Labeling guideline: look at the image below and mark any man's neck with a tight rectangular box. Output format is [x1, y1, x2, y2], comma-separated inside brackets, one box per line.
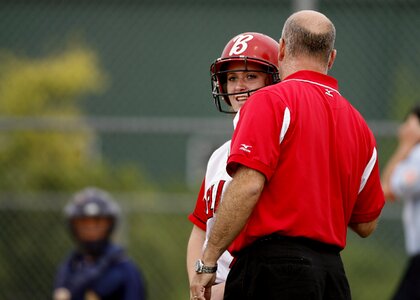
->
[280, 57, 328, 80]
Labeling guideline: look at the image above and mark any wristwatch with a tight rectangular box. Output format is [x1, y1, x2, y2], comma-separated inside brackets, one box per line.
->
[195, 259, 217, 274]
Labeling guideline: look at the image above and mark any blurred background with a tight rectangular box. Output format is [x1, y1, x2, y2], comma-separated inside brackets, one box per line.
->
[0, 0, 419, 299]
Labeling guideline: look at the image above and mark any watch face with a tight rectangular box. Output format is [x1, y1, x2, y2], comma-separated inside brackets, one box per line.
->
[195, 259, 203, 273]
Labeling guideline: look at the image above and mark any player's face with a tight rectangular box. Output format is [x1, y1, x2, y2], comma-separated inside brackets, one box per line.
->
[226, 61, 269, 112]
[72, 217, 112, 242]
[398, 113, 420, 143]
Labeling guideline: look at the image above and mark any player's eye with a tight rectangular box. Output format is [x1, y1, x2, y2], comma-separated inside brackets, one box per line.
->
[246, 73, 258, 80]
[227, 74, 237, 81]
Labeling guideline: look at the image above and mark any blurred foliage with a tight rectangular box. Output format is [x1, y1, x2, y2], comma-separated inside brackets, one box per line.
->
[129, 212, 191, 300]
[0, 45, 106, 115]
[389, 64, 420, 121]
[0, 44, 155, 192]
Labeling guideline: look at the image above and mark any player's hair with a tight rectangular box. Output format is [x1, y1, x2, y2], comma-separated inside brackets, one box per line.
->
[282, 16, 335, 64]
[409, 104, 420, 121]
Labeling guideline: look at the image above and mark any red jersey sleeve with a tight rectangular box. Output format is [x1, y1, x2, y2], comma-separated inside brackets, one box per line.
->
[188, 178, 207, 231]
[227, 90, 285, 180]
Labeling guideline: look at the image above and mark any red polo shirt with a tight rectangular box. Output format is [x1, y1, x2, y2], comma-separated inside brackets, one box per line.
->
[226, 70, 385, 254]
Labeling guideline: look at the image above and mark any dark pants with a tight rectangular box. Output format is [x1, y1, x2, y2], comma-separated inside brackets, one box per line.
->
[392, 253, 420, 300]
[224, 235, 351, 300]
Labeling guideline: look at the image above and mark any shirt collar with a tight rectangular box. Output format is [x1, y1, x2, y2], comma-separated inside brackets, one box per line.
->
[282, 70, 339, 91]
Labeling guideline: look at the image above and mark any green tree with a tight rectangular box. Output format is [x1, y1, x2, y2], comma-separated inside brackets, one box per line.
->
[0, 45, 153, 192]
[0, 44, 156, 299]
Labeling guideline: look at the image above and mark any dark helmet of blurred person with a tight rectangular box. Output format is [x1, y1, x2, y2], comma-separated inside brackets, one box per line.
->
[64, 187, 121, 257]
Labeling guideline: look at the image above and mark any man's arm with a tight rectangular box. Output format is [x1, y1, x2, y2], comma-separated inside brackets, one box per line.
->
[190, 165, 265, 299]
[202, 165, 265, 266]
[349, 218, 378, 238]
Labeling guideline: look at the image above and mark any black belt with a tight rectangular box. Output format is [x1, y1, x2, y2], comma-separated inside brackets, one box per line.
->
[254, 233, 342, 254]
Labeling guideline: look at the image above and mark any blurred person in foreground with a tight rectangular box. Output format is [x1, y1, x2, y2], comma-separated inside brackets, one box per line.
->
[190, 9, 385, 300]
[186, 32, 280, 300]
[381, 105, 420, 300]
[53, 187, 146, 300]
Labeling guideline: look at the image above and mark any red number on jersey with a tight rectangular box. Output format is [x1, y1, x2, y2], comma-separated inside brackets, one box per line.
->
[204, 180, 226, 219]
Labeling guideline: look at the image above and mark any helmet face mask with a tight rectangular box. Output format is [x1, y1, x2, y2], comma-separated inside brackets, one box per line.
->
[71, 216, 113, 243]
[210, 33, 280, 113]
[64, 187, 120, 256]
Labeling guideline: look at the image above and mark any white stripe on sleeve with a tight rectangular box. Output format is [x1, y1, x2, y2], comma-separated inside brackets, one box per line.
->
[279, 107, 291, 144]
[359, 147, 377, 193]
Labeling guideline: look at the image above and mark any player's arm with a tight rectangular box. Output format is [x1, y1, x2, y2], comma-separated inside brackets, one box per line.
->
[381, 114, 420, 200]
[349, 218, 378, 238]
[187, 179, 208, 283]
[210, 282, 225, 300]
[187, 225, 227, 300]
[187, 225, 206, 283]
[381, 144, 413, 201]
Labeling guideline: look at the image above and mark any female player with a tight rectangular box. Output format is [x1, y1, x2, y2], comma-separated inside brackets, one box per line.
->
[186, 32, 280, 300]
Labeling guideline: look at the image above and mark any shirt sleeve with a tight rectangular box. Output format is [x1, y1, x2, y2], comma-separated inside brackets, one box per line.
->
[227, 91, 284, 180]
[350, 133, 385, 223]
[188, 178, 207, 231]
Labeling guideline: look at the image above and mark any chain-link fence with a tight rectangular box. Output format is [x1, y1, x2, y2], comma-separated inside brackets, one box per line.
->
[0, 193, 408, 300]
[1, 0, 420, 299]
[0, 193, 194, 300]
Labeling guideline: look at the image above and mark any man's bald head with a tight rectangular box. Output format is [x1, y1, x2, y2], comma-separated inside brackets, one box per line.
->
[281, 10, 336, 64]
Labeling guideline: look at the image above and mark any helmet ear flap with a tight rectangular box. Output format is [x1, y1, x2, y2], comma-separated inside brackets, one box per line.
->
[216, 71, 232, 106]
[211, 61, 235, 114]
[211, 65, 234, 113]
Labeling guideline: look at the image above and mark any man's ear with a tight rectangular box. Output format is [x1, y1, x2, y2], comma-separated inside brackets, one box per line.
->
[278, 38, 286, 64]
[327, 49, 337, 70]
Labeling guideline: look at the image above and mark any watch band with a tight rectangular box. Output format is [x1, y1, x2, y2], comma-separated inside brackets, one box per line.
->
[195, 259, 217, 274]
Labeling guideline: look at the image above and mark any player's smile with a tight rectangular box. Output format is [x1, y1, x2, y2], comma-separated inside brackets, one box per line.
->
[235, 95, 248, 102]
[226, 61, 269, 112]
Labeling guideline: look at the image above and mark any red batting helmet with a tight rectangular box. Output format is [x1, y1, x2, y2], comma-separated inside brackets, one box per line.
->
[210, 32, 280, 113]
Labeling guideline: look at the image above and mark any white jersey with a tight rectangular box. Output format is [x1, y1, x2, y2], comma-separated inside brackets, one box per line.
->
[202, 140, 234, 283]
[391, 144, 420, 255]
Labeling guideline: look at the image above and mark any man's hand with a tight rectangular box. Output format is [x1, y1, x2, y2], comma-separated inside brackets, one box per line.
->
[190, 273, 216, 300]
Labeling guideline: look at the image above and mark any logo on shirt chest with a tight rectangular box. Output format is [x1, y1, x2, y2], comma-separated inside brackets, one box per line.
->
[325, 89, 334, 97]
[204, 180, 226, 219]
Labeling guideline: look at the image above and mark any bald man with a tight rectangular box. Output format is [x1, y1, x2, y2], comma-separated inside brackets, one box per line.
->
[190, 10, 385, 300]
